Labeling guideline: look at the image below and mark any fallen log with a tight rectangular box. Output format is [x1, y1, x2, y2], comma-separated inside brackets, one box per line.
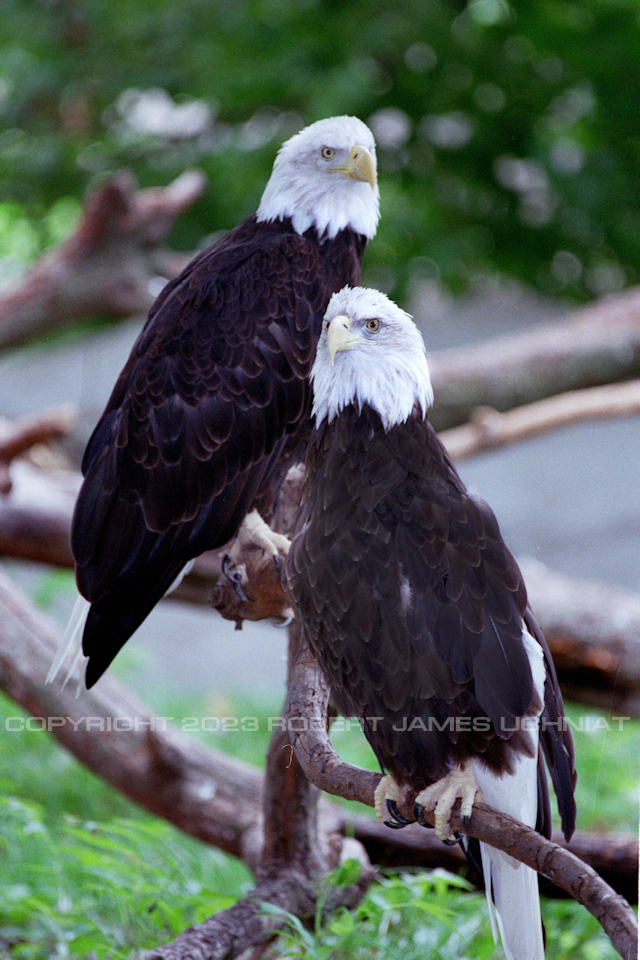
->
[427, 285, 640, 429]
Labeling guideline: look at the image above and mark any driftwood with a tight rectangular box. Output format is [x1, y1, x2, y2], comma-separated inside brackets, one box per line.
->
[285, 621, 639, 960]
[428, 285, 640, 429]
[0, 569, 637, 956]
[0, 169, 207, 351]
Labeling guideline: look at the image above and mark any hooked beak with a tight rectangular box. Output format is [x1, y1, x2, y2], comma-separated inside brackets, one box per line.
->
[333, 144, 377, 189]
[326, 314, 361, 364]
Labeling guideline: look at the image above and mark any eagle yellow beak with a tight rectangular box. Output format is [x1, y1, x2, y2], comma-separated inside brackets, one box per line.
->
[334, 145, 377, 189]
[326, 314, 361, 364]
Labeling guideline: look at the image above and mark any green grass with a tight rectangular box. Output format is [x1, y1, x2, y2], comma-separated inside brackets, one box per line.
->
[0, 688, 637, 959]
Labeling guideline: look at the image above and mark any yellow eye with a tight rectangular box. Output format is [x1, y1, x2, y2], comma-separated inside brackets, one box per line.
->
[321, 146, 336, 160]
[365, 318, 380, 333]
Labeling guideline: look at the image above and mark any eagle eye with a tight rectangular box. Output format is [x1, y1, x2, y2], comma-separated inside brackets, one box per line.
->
[321, 146, 336, 160]
[365, 318, 380, 333]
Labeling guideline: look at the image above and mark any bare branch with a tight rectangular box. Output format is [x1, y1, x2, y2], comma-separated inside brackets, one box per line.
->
[427, 285, 640, 428]
[349, 813, 640, 906]
[0, 406, 77, 494]
[0, 169, 207, 351]
[143, 863, 373, 960]
[0, 569, 636, 957]
[440, 380, 640, 461]
[285, 625, 639, 960]
[0, 566, 264, 867]
[1, 568, 631, 893]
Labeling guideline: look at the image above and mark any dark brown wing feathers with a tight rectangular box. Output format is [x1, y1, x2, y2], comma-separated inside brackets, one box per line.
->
[72, 215, 366, 685]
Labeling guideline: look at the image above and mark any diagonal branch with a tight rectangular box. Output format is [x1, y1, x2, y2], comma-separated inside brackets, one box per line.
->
[427, 285, 640, 429]
[439, 379, 640, 460]
[284, 624, 639, 960]
[0, 169, 207, 351]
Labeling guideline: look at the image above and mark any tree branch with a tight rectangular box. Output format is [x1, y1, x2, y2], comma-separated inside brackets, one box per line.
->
[0, 569, 636, 957]
[2, 418, 640, 714]
[0, 169, 207, 351]
[440, 379, 640, 460]
[428, 286, 640, 429]
[284, 625, 638, 960]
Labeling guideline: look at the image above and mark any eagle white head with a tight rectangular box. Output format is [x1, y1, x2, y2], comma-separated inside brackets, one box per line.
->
[257, 116, 380, 241]
[312, 286, 434, 430]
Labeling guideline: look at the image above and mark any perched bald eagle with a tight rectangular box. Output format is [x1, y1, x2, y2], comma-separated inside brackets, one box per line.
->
[49, 116, 379, 689]
[285, 287, 576, 960]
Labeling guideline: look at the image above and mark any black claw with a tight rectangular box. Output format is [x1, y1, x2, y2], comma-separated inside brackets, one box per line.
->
[462, 814, 470, 831]
[383, 818, 409, 830]
[386, 799, 412, 826]
[221, 554, 250, 601]
[413, 802, 432, 829]
[233, 579, 250, 602]
[442, 833, 462, 847]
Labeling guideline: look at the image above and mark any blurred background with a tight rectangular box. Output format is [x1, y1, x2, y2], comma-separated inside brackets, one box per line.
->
[2, 0, 639, 301]
[1, 0, 639, 694]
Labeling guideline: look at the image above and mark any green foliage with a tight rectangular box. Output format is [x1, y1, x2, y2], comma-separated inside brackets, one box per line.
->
[1, 690, 638, 958]
[262, 867, 618, 960]
[2, 0, 639, 300]
[0, 795, 250, 959]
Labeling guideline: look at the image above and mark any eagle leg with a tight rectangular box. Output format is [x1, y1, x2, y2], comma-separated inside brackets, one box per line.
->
[414, 762, 482, 842]
[374, 775, 414, 829]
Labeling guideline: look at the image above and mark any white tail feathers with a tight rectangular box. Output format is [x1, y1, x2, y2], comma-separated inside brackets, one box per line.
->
[46, 594, 90, 695]
[472, 627, 547, 960]
[473, 756, 544, 960]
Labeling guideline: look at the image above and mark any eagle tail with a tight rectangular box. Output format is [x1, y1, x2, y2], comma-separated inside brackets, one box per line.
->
[471, 626, 546, 960]
[473, 803, 544, 960]
[46, 594, 90, 694]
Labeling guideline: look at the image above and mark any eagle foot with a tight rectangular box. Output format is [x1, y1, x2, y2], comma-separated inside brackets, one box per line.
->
[213, 510, 292, 625]
[413, 762, 481, 842]
[235, 509, 291, 566]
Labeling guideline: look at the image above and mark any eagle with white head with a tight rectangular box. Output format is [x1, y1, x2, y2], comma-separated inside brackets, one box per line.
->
[49, 117, 379, 689]
[286, 286, 576, 960]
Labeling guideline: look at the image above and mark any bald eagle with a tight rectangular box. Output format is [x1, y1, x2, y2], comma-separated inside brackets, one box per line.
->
[285, 287, 576, 960]
[49, 117, 379, 689]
